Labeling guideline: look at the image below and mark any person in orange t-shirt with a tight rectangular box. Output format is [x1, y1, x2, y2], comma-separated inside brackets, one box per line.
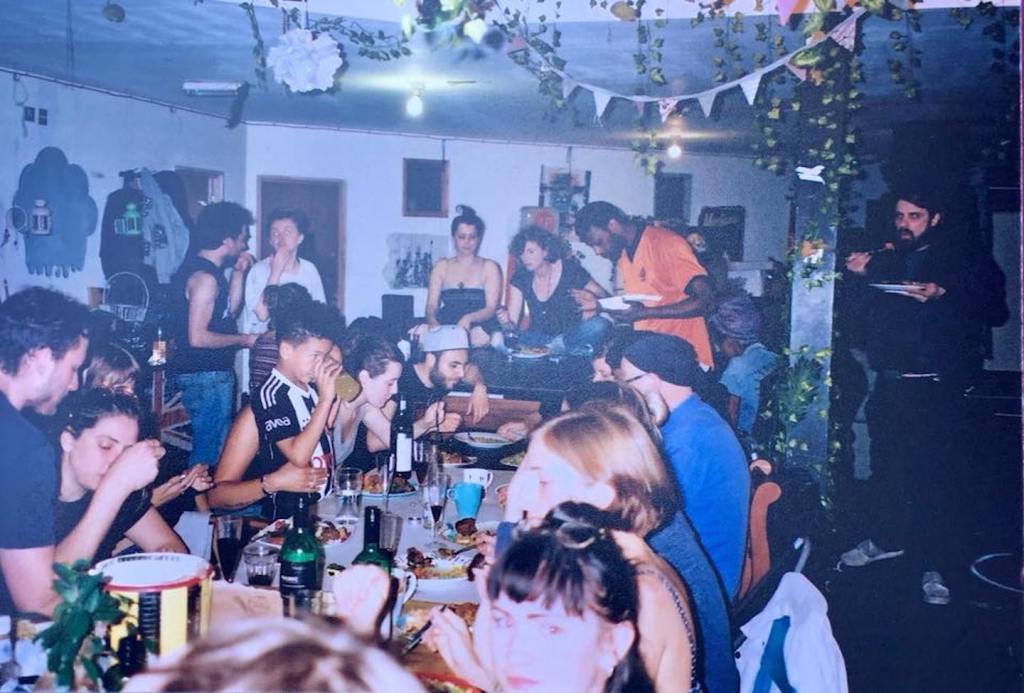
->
[572, 201, 715, 368]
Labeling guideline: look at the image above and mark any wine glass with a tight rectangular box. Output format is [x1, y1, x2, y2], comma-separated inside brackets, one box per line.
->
[421, 468, 451, 545]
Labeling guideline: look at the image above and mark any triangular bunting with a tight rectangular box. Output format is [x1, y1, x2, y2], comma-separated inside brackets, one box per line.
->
[740, 74, 762, 105]
[697, 91, 717, 117]
[592, 89, 614, 122]
[658, 98, 680, 122]
[562, 78, 578, 101]
[830, 13, 858, 51]
[635, 100, 647, 116]
[786, 62, 808, 82]
[777, 0, 811, 25]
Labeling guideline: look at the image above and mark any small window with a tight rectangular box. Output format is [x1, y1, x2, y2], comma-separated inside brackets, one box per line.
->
[403, 158, 448, 217]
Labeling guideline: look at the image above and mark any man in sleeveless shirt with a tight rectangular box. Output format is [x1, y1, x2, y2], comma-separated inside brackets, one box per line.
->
[170, 202, 258, 469]
[573, 201, 716, 370]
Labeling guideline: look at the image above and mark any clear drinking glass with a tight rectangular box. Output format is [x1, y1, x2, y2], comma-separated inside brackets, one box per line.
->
[334, 467, 363, 525]
[242, 543, 279, 587]
[422, 468, 451, 543]
[380, 512, 404, 556]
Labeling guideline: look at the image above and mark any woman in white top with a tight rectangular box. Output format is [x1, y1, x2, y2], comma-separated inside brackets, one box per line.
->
[240, 209, 326, 392]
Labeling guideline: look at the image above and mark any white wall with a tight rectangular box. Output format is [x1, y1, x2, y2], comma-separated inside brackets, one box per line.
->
[245, 125, 792, 319]
[660, 155, 791, 261]
[0, 74, 246, 304]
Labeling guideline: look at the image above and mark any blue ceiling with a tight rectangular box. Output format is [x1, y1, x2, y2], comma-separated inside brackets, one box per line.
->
[0, 0, 1017, 155]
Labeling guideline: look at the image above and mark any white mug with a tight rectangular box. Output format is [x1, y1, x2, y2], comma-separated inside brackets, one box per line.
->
[462, 468, 494, 489]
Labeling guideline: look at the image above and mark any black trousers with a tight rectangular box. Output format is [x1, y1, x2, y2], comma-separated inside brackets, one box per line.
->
[865, 375, 968, 572]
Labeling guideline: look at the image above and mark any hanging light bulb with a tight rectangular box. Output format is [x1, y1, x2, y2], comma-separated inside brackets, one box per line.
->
[405, 90, 424, 118]
[666, 142, 683, 159]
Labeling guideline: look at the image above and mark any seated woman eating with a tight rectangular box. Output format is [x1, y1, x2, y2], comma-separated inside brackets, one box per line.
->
[56, 389, 185, 561]
[430, 502, 654, 693]
[423, 205, 503, 347]
[429, 407, 698, 691]
[498, 226, 610, 355]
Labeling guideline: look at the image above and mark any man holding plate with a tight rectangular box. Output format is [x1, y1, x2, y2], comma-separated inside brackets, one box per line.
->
[844, 184, 1008, 605]
[573, 201, 716, 370]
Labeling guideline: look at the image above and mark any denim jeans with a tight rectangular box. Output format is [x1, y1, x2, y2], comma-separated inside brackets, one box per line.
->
[176, 370, 234, 469]
[520, 315, 612, 356]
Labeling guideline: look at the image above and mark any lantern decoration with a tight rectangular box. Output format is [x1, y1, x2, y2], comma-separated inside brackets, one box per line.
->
[114, 202, 142, 236]
[29, 199, 52, 235]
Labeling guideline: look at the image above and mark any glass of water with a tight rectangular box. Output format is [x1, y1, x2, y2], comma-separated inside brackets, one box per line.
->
[333, 467, 363, 525]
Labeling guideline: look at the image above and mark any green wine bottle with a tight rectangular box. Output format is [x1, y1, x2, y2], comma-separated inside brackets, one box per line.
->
[352, 506, 392, 573]
[279, 495, 322, 615]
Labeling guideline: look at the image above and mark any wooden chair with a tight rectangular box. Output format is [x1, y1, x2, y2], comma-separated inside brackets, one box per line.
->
[736, 459, 783, 601]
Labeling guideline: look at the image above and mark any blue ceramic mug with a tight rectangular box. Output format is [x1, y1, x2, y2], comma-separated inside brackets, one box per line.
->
[448, 481, 484, 520]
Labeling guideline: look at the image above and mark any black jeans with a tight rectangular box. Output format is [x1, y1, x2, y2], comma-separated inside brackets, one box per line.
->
[865, 375, 967, 572]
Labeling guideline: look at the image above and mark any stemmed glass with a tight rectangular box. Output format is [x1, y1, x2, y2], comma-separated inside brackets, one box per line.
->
[421, 465, 451, 545]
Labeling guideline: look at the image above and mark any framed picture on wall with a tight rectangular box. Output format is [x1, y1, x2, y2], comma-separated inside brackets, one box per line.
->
[403, 158, 449, 217]
[697, 205, 745, 261]
[538, 166, 591, 237]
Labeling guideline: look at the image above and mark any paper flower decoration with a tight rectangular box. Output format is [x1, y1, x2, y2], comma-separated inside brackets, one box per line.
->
[266, 28, 344, 93]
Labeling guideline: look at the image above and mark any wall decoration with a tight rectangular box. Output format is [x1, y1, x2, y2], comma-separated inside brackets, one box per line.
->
[384, 233, 445, 289]
[519, 206, 560, 234]
[697, 205, 746, 262]
[403, 158, 449, 218]
[538, 166, 591, 237]
[13, 147, 98, 277]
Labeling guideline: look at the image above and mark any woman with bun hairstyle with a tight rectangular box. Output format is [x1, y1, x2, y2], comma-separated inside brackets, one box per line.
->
[423, 205, 503, 347]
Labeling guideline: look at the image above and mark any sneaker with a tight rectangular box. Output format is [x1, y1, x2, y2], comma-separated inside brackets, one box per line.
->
[922, 570, 951, 605]
[837, 539, 905, 570]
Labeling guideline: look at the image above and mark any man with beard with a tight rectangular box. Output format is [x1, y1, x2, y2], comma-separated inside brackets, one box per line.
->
[400, 325, 489, 437]
[844, 187, 1008, 605]
[572, 202, 715, 369]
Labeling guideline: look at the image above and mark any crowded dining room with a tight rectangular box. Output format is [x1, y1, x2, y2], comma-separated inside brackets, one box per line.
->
[0, 0, 1020, 690]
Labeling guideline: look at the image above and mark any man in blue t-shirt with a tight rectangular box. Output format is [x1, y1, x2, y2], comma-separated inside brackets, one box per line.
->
[621, 332, 750, 598]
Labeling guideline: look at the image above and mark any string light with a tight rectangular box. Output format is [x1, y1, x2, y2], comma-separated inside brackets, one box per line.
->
[666, 142, 682, 159]
[405, 89, 424, 117]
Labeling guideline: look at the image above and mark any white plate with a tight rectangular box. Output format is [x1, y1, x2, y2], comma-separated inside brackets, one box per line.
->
[598, 293, 661, 311]
[869, 282, 925, 293]
[455, 432, 511, 449]
[509, 348, 550, 359]
[249, 518, 352, 548]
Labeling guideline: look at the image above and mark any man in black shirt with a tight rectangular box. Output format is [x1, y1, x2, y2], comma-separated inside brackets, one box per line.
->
[170, 202, 258, 469]
[845, 186, 1009, 604]
[0, 288, 159, 617]
[401, 325, 488, 437]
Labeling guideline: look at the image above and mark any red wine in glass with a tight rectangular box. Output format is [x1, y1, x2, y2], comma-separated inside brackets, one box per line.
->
[248, 573, 274, 587]
[430, 504, 444, 523]
[217, 537, 241, 582]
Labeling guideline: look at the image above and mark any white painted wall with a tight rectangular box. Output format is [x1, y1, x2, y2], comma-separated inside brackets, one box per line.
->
[0, 74, 246, 304]
[245, 124, 793, 319]
[660, 155, 792, 262]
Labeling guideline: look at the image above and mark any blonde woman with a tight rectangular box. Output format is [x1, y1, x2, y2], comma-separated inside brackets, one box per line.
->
[430, 407, 698, 692]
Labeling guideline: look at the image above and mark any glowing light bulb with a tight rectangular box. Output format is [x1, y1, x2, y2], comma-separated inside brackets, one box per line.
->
[666, 142, 683, 159]
[405, 92, 424, 117]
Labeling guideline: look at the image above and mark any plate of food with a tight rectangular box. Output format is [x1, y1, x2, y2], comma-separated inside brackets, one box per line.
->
[455, 431, 511, 450]
[416, 672, 483, 693]
[510, 345, 550, 359]
[499, 450, 525, 468]
[400, 547, 470, 582]
[249, 517, 351, 548]
[447, 518, 499, 546]
[439, 450, 471, 467]
[362, 470, 418, 499]
[400, 602, 480, 640]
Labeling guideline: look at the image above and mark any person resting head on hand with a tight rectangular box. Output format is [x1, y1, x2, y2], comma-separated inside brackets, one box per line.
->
[427, 502, 654, 693]
[56, 389, 180, 560]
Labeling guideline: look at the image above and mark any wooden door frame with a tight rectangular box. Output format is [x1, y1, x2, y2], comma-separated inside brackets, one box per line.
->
[256, 175, 347, 314]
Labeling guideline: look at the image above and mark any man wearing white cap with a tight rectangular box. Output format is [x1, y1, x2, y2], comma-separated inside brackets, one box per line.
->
[401, 325, 490, 436]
